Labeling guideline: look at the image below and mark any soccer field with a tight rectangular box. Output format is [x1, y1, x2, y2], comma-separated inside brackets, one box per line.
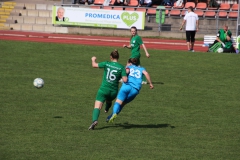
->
[0, 40, 239, 159]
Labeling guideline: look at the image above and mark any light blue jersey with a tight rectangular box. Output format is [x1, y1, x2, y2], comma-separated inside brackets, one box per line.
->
[125, 65, 146, 91]
[107, 65, 147, 118]
[116, 65, 145, 104]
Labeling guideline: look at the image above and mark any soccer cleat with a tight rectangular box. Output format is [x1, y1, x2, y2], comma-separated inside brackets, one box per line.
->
[88, 121, 98, 130]
[142, 81, 147, 84]
[109, 114, 117, 123]
[106, 114, 112, 123]
[188, 49, 195, 52]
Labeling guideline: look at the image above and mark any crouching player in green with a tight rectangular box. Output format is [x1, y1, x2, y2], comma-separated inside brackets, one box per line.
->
[107, 58, 154, 123]
[88, 49, 128, 130]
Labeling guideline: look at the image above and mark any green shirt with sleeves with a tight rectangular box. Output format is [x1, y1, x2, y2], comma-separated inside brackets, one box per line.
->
[130, 35, 143, 59]
[98, 61, 126, 91]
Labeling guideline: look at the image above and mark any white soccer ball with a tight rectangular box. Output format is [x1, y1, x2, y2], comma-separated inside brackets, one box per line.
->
[33, 78, 44, 89]
[217, 48, 223, 53]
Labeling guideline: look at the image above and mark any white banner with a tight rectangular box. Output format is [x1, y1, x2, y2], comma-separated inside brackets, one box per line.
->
[52, 6, 145, 30]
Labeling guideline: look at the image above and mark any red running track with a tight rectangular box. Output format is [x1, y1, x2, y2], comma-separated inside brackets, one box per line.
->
[0, 30, 207, 52]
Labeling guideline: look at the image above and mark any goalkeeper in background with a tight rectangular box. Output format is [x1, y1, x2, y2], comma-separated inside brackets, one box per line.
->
[208, 25, 236, 53]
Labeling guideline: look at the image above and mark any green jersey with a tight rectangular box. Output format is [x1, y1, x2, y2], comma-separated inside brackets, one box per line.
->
[98, 61, 126, 91]
[218, 29, 232, 43]
[130, 35, 143, 58]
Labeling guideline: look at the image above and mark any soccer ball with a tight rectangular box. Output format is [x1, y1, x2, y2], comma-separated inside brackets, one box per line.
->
[217, 48, 223, 53]
[33, 78, 44, 89]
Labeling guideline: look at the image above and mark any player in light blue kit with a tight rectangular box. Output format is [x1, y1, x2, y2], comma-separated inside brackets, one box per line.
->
[107, 58, 154, 122]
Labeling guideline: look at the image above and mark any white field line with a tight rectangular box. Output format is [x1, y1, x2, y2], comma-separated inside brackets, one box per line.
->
[28, 35, 45, 38]
[0, 33, 202, 46]
[48, 36, 128, 42]
[48, 36, 202, 46]
[0, 33, 26, 37]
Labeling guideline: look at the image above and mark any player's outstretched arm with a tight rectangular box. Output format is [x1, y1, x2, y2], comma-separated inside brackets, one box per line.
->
[123, 44, 131, 49]
[142, 44, 150, 58]
[91, 56, 99, 68]
[143, 70, 154, 89]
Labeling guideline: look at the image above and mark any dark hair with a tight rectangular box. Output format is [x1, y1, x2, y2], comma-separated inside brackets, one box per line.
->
[128, 58, 138, 65]
[188, 6, 194, 12]
[131, 26, 137, 31]
[110, 49, 119, 59]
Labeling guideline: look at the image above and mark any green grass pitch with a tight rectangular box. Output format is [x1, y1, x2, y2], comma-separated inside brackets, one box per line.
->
[0, 40, 240, 160]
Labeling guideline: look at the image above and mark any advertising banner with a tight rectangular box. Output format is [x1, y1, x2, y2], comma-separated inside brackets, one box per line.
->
[52, 6, 145, 30]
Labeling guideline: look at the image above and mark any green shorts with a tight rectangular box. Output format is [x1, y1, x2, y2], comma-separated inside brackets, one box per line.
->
[130, 55, 141, 66]
[95, 87, 118, 103]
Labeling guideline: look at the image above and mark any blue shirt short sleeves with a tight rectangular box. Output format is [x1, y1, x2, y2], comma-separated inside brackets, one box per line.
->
[126, 65, 146, 90]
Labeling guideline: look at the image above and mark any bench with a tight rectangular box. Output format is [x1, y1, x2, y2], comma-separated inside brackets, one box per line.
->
[203, 35, 237, 48]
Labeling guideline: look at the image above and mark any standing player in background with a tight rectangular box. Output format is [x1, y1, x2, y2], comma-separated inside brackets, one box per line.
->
[123, 26, 150, 84]
[107, 58, 154, 123]
[88, 50, 128, 130]
[180, 6, 199, 52]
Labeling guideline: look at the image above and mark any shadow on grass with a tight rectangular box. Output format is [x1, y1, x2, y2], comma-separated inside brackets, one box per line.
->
[147, 82, 164, 85]
[97, 122, 175, 130]
[53, 116, 63, 118]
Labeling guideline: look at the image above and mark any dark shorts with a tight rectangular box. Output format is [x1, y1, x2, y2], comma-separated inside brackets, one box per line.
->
[186, 31, 196, 42]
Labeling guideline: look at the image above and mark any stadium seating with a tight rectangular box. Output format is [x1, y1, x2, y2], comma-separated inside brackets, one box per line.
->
[164, 5, 172, 9]
[147, 8, 157, 15]
[195, 2, 207, 10]
[184, 2, 195, 9]
[180, 2, 193, 17]
[109, 0, 115, 5]
[125, 7, 135, 11]
[218, 3, 230, 11]
[128, 0, 139, 7]
[103, 6, 113, 10]
[228, 4, 238, 19]
[150, 5, 158, 8]
[172, 2, 184, 9]
[204, 11, 216, 18]
[181, 10, 188, 16]
[169, 9, 181, 17]
[194, 10, 204, 17]
[90, 5, 101, 9]
[165, 9, 169, 16]
[113, 7, 124, 10]
[218, 11, 228, 18]
[207, 3, 218, 11]
[231, 4, 238, 11]
[228, 11, 237, 18]
[136, 8, 147, 12]
[94, 0, 105, 5]
[217, 3, 230, 19]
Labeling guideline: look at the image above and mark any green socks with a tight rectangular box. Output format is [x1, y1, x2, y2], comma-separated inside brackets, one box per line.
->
[92, 108, 100, 122]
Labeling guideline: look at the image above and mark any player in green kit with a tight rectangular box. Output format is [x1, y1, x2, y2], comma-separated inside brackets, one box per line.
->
[123, 26, 150, 84]
[88, 49, 128, 130]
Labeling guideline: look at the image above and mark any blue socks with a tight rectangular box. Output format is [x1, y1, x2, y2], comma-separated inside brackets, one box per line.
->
[113, 102, 121, 114]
